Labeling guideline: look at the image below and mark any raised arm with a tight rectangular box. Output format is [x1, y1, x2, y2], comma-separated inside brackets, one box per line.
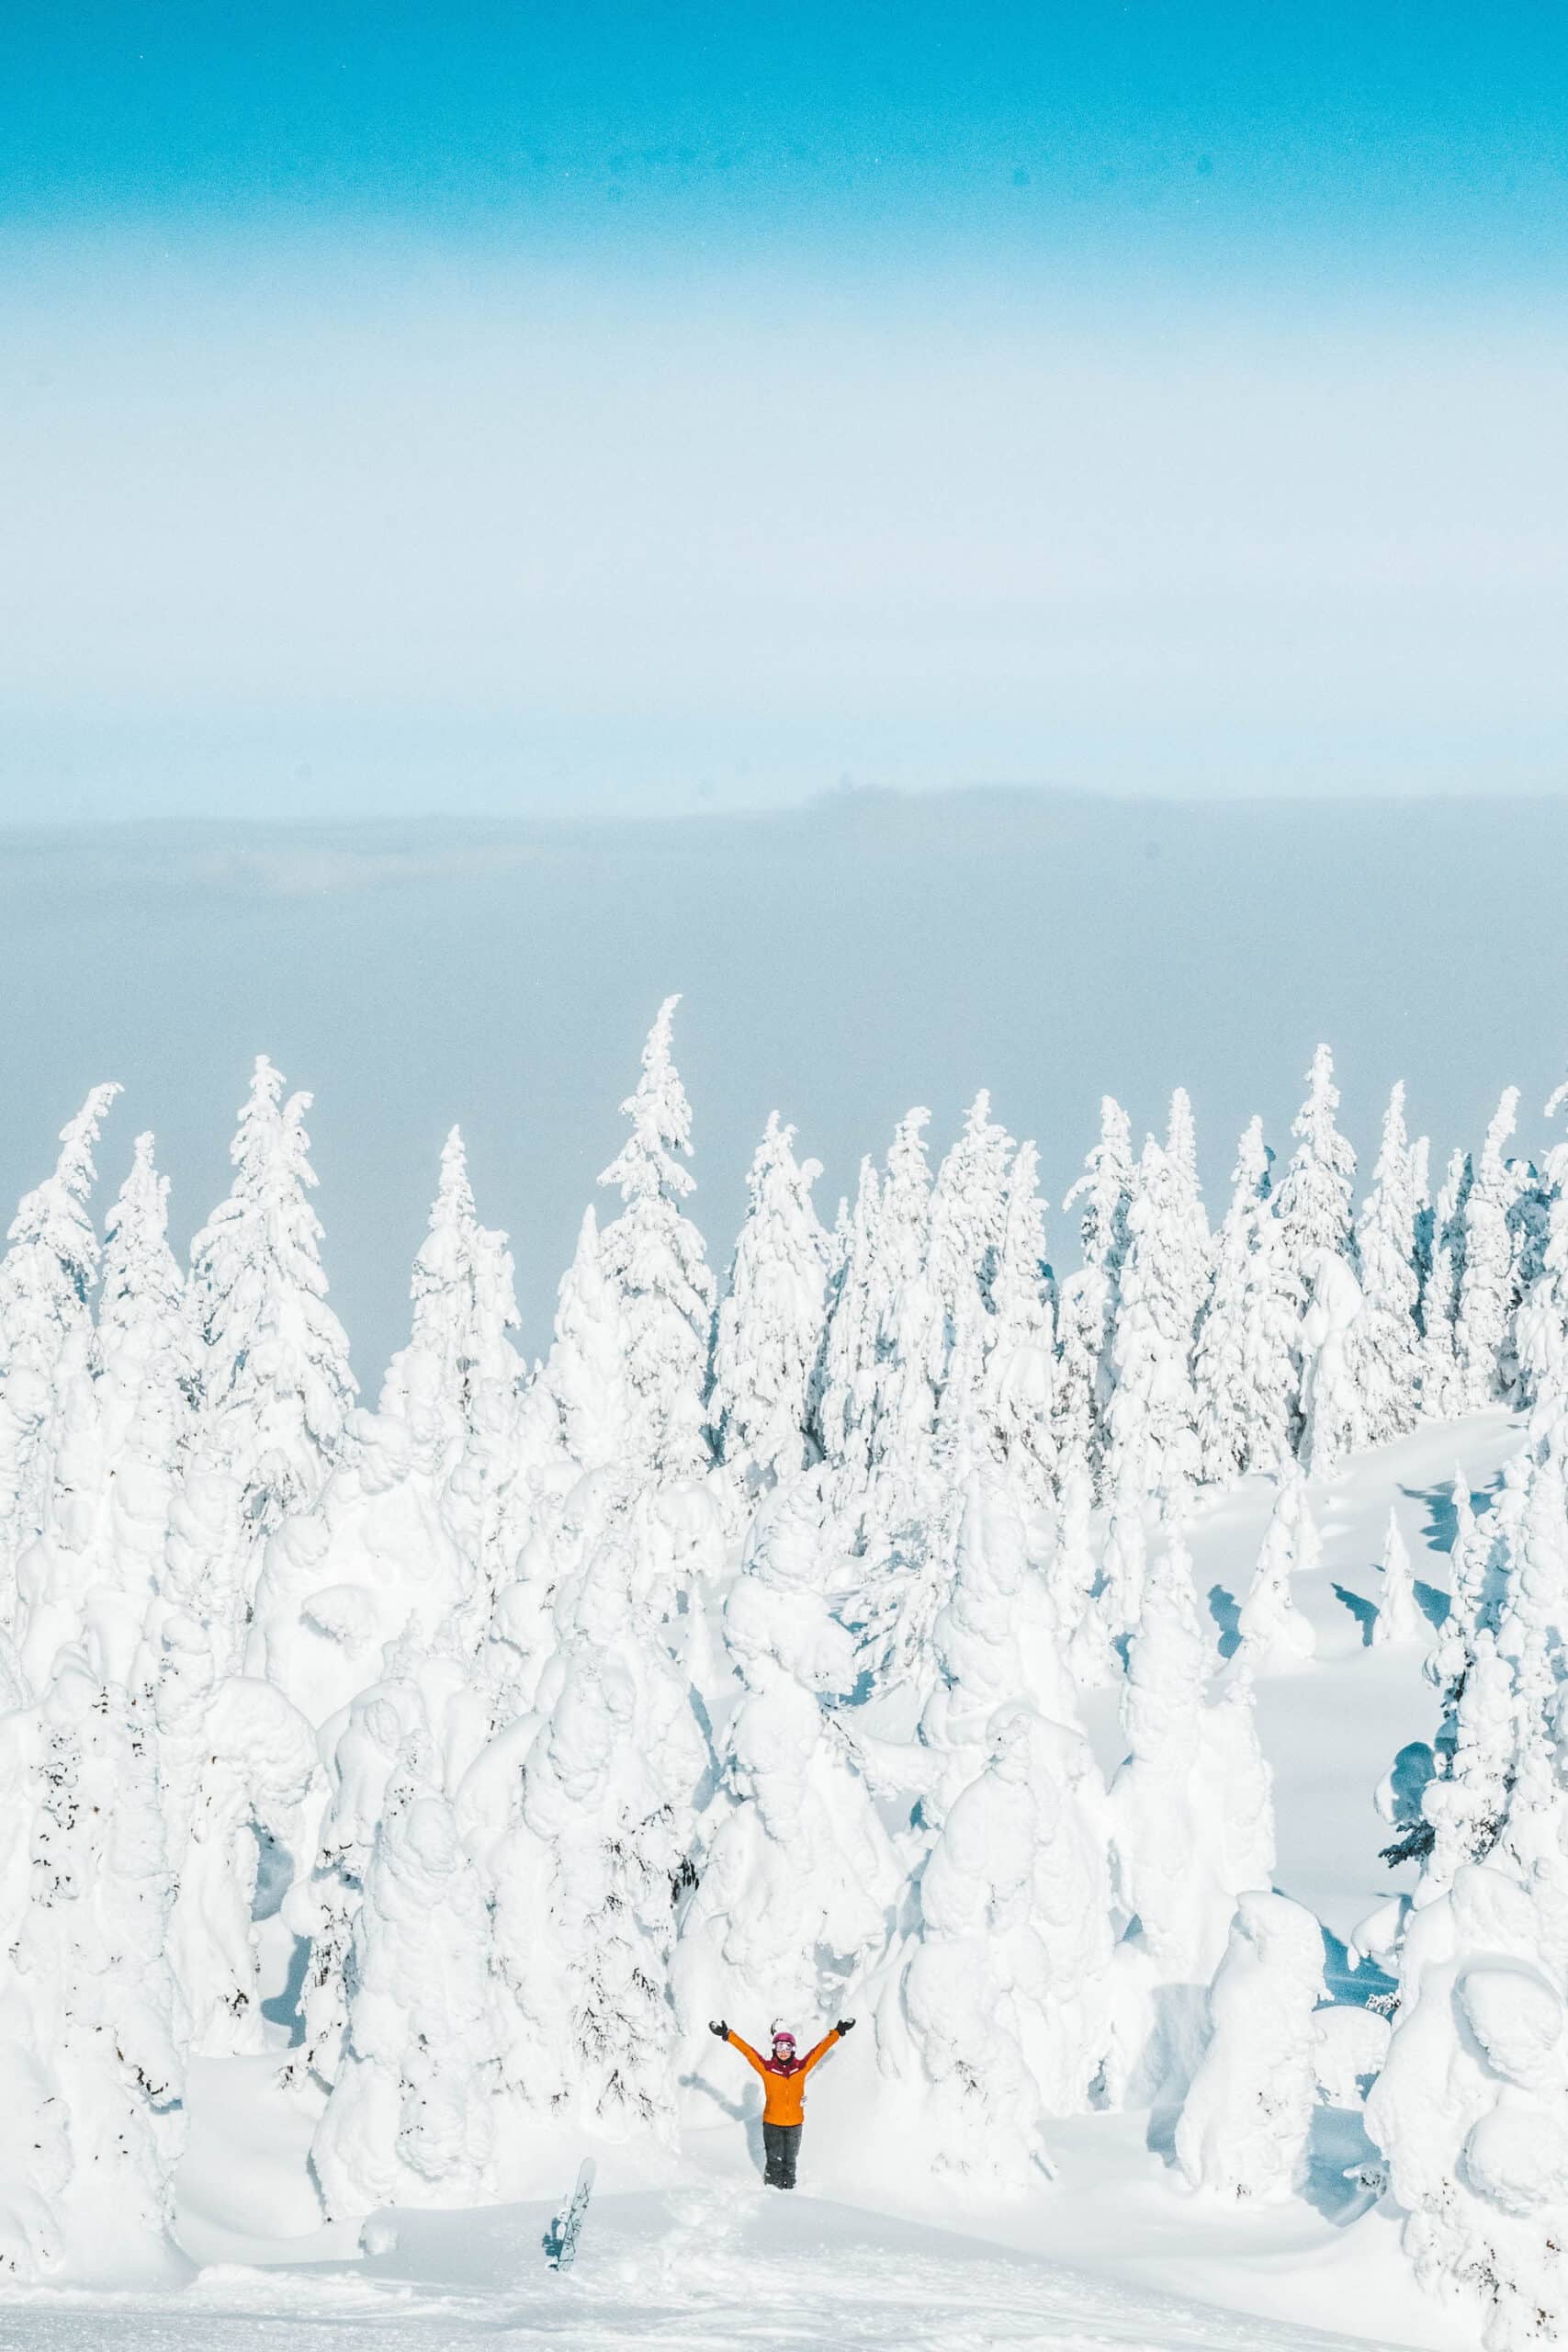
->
[799, 2029, 842, 2076]
[723, 2031, 770, 2078]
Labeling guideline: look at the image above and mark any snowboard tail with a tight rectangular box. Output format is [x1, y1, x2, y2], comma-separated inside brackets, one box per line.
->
[547, 2158, 596, 2271]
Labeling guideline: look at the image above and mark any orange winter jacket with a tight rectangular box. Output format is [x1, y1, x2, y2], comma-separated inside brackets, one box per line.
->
[725, 2030, 840, 2125]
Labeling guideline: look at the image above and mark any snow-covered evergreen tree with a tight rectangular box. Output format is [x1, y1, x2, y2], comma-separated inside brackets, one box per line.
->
[0, 1649, 185, 2278]
[595, 998, 716, 1488]
[814, 1159, 882, 1486]
[1175, 1890, 1323, 2201]
[0, 1084, 121, 1631]
[1372, 1509, 1426, 1647]
[1421, 1148, 1473, 1420]
[490, 1510, 709, 2136]
[1237, 1473, 1318, 1670]
[916, 1474, 1076, 1819]
[540, 1205, 630, 1477]
[1517, 1078, 1568, 1430]
[1059, 1097, 1135, 1481]
[1297, 1248, 1367, 1477]
[1348, 1083, 1423, 1442]
[1109, 1535, 1275, 1988]
[710, 1114, 829, 1518]
[188, 1057, 356, 1516]
[312, 1745, 502, 2218]
[979, 1140, 1057, 1514]
[1274, 1045, 1356, 1282]
[1193, 1118, 1299, 1485]
[1105, 1136, 1203, 1503]
[899, 1702, 1112, 2177]
[1369, 1756, 1568, 2351]
[675, 1475, 899, 2073]
[1457, 1089, 1524, 1409]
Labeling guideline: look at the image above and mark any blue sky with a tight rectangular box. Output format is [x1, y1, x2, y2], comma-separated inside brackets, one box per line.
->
[6, 3, 1567, 817]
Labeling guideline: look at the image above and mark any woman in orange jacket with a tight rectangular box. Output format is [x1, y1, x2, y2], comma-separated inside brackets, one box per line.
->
[709, 2015, 855, 2188]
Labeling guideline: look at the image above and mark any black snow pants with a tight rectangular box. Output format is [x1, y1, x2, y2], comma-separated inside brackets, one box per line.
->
[762, 2121, 801, 2188]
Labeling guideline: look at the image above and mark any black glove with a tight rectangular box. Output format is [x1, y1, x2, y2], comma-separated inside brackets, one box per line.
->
[834, 2018, 856, 2034]
[709, 2019, 728, 2040]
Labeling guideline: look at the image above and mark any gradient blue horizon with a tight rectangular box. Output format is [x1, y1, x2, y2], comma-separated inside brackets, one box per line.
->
[7, 2, 1568, 819]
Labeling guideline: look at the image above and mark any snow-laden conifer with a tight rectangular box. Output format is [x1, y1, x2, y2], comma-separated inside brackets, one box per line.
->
[1457, 1089, 1524, 1409]
[1109, 1535, 1275, 1987]
[1274, 1045, 1356, 1281]
[815, 1159, 882, 1485]
[1175, 1890, 1324, 2201]
[899, 1702, 1112, 2177]
[379, 1130, 532, 1598]
[541, 1205, 630, 1476]
[1237, 1473, 1318, 1670]
[675, 1474, 899, 2071]
[1371, 1861, 1568, 2347]
[916, 1474, 1075, 1822]
[489, 1510, 709, 2136]
[312, 1744, 502, 2218]
[187, 1057, 356, 1523]
[1517, 1078, 1568, 1431]
[152, 1633, 321, 2055]
[1348, 1084, 1424, 1442]
[980, 1140, 1057, 1514]
[863, 1107, 940, 1508]
[0, 1085, 120, 1628]
[1372, 1509, 1425, 1647]
[1193, 1118, 1299, 1485]
[595, 998, 716, 1487]
[0, 1649, 185, 2278]
[1297, 1248, 1368, 1477]
[1059, 1097, 1135, 1476]
[1421, 1148, 1472, 1420]
[710, 1114, 829, 1518]
[1105, 1136, 1201, 1501]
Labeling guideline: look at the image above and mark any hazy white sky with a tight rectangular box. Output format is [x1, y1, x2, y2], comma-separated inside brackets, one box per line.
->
[7, 239, 1566, 817]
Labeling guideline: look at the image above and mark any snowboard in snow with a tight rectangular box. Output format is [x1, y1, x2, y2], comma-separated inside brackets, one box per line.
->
[547, 2157, 596, 2270]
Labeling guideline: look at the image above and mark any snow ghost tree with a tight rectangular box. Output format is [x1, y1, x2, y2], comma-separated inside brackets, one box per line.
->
[1274, 1045, 1356, 1287]
[1194, 1118, 1299, 1485]
[1058, 1097, 1135, 1481]
[899, 1702, 1112, 2180]
[182, 1060, 357, 1671]
[676, 1475, 899, 2070]
[710, 1114, 829, 1519]
[1423, 1148, 1474, 1421]
[0, 1649, 186, 2279]
[1237, 1473, 1318, 1671]
[0, 1084, 121, 1633]
[1457, 1090, 1524, 1409]
[1111, 1535, 1274, 1984]
[1298, 1248, 1368, 1477]
[595, 998, 716, 1487]
[815, 1158, 883, 1489]
[1372, 1510, 1426, 1647]
[917, 1473, 1076, 1819]
[491, 1511, 710, 2139]
[980, 1140, 1057, 1515]
[1105, 1136, 1202, 1503]
[1349, 1083, 1424, 1444]
[1175, 1890, 1324, 2202]
[312, 1748, 502, 2219]
[1518, 1077, 1568, 1430]
[541, 1205, 630, 1478]
[1368, 1859, 1568, 2351]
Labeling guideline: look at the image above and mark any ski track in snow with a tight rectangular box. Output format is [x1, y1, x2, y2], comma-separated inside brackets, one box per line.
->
[0, 2188, 1427, 2351]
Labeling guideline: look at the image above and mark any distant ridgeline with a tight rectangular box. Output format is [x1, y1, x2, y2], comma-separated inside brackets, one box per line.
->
[1, 999, 1566, 2342]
